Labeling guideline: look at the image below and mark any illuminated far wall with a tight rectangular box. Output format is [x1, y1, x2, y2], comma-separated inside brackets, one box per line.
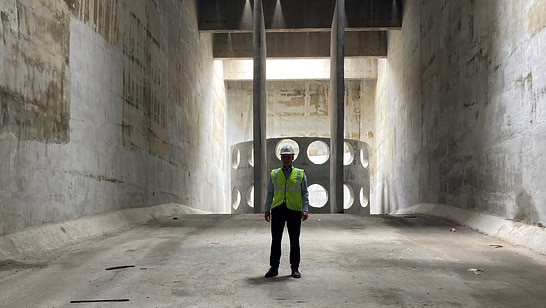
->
[223, 59, 377, 150]
[223, 58, 378, 212]
[226, 79, 375, 142]
[223, 59, 378, 80]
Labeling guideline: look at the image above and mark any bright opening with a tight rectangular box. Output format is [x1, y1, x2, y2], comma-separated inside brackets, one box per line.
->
[275, 139, 299, 161]
[246, 185, 254, 208]
[232, 188, 241, 210]
[343, 142, 354, 165]
[248, 147, 254, 167]
[307, 140, 330, 164]
[344, 184, 354, 209]
[308, 184, 328, 208]
[231, 147, 240, 169]
[359, 187, 369, 208]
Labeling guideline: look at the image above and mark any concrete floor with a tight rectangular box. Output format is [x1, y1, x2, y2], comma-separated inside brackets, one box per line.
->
[1, 214, 545, 308]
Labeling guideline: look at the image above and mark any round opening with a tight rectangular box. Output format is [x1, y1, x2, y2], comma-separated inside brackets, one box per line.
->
[343, 142, 354, 165]
[275, 139, 299, 161]
[360, 149, 369, 168]
[231, 147, 240, 169]
[246, 185, 254, 208]
[307, 140, 330, 164]
[359, 187, 369, 208]
[308, 184, 328, 208]
[343, 184, 354, 210]
[248, 147, 254, 167]
[232, 188, 241, 210]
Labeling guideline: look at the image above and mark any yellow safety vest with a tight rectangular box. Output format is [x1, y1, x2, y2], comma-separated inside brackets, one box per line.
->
[270, 167, 304, 211]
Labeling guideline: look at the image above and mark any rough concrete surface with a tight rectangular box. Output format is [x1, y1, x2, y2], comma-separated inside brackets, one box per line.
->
[375, 0, 546, 226]
[392, 203, 546, 255]
[1, 0, 228, 237]
[1, 213, 545, 308]
[0, 204, 209, 262]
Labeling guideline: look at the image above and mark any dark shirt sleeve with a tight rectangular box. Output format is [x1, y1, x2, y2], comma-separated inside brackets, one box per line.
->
[264, 176, 274, 212]
[302, 173, 309, 212]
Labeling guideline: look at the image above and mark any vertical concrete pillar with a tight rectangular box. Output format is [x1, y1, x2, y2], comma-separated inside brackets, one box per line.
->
[253, 0, 267, 213]
[329, 0, 345, 213]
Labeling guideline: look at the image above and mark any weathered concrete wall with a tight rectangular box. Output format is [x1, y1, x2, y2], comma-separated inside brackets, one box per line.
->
[226, 79, 373, 143]
[0, 0, 70, 142]
[376, 0, 546, 226]
[0, 0, 228, 235]
[374, 0, 421, 214]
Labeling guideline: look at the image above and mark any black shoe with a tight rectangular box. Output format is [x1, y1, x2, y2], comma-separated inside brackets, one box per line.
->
[265, 268, 278, 278]
[291, 270, 301, 278]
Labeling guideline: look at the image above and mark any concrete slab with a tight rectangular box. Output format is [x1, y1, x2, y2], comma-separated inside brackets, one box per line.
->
[1, 213, 545, 307]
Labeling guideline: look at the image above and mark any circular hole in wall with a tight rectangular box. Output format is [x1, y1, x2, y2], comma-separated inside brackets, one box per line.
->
[275, 139, 299, 161]
[307, 140, 330, 164]
[359, 187, 369, 208]
[308, 184, 328, 208]
[231, 147, 240, 169]
[232, 188, 241, 210]
[360, 149, 369, 168]
[344, 184, 354, 210]
[246, 185, 254, 208]
[248, 147, 254, 167]
[343, 142, 354, 165]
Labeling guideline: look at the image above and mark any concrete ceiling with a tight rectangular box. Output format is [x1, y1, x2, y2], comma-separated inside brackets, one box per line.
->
[197, 0, 403, 59]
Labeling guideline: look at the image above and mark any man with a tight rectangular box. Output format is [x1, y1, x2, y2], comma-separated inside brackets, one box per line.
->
[264, 144, 309, 278]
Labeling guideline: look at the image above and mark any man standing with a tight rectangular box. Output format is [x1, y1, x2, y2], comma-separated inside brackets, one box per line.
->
[264, 145, 309, 278]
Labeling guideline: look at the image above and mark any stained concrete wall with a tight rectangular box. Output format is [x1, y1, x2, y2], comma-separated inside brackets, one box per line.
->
[226, 79, 374, 143]
[376, 0, 546, 226]
[0, 0, 228, 236]
[227, 80, 372, 139]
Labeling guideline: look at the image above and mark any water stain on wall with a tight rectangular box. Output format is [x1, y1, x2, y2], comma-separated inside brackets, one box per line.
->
[118, 1, 167, 156]
[515, 189, 540, 224]
[0, 0, 70, 143]
[73, 0, 168, 155]
[73, 0, 118, 44]
[226, 79, 367, 139]
[528, 1, 546, 35]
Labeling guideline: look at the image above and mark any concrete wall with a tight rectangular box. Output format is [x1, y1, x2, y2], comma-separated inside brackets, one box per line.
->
[226, 79, 374, 143]
[226, 78, 376, 211]
[0, 0, 228, 236]
[376, 0, 546, 226]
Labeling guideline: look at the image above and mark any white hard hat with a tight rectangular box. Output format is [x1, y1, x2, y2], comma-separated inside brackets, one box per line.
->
[280, 145, 295, 155]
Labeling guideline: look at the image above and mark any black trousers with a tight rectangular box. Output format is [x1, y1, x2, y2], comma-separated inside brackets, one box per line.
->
[270, 203, 302, 270]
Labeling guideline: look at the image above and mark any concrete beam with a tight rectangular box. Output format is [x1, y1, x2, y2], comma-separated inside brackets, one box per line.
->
[198, 0, 403, 32]
[213, 31, 386, 58]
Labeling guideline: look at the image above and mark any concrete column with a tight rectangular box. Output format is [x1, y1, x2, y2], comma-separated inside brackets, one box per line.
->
[330, 0, 345, 213]
[253, 0, 267, 213]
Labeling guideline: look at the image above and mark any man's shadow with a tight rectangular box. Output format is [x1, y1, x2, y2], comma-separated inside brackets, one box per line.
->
[246, 275, 293, 285]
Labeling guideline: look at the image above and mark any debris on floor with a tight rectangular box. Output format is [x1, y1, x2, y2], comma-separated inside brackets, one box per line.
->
[468, 268, 484, 275]
[489, 244, 503, 248]
[449, 228, 457, 232]
[70, 299, 130, 303]
[105, 265, 135, 271]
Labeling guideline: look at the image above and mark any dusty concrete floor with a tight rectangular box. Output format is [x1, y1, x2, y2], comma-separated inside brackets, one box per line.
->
[1, 214, 545, 308]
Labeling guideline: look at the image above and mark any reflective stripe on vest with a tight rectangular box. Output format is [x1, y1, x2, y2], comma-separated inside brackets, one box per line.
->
[270, 167, 304, 212]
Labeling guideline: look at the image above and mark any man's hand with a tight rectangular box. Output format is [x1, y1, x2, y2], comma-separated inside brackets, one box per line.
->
[302, 211, 308, 221]
[264, 211, 271, 222]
